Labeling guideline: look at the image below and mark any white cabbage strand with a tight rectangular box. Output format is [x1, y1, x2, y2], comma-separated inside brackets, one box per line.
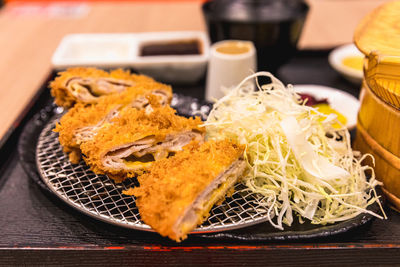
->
[204, 72, 385, 230]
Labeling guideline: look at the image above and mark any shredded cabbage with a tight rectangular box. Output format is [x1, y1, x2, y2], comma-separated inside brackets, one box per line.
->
[204, 72, 385, 229]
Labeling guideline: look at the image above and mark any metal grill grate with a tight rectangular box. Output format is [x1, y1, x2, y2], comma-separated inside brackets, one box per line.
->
[36, 118, 271, 233]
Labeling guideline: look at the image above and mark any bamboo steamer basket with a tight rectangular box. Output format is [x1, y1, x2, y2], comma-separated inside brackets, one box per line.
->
[358, 79, 400, 156]
[353, 0, 400, 210]
[354, 1, 400, 108]
[355, 82, 400, 210]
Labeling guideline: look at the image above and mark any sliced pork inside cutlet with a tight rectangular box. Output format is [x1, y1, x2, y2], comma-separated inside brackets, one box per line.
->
[102, 130, 204, 171]
[54, 82, 173, 163]
[172, 158, 246, 238]
[80, 105, 205, 182]
[50, 67, 161, 108]
[73, 106, 120, 145]
[124, 140, 246, 242]
[64, 76, 133, 103]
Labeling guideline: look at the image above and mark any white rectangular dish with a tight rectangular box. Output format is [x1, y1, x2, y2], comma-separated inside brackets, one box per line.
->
[51, 34, 137, 68]
[51, 31, 210, 83]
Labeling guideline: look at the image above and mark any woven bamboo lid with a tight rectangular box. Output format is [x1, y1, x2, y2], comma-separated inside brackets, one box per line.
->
[354, 0, 400, 110]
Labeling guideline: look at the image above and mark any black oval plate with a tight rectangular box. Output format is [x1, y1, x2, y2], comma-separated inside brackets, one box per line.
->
[18, 94, 381, 242]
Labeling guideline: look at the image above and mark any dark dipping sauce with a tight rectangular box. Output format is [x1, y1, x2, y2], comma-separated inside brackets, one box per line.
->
[140, 39, 201, 56]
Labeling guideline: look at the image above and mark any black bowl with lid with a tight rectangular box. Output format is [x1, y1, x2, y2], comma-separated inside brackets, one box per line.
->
[202, 0, 309, 73]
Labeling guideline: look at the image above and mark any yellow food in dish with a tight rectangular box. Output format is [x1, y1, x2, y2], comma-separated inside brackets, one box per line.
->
[342, 55, 363, 71]
[313, 103, 347, 129]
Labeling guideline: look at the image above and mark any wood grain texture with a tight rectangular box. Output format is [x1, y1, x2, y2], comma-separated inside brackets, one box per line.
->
[1, 248, 400, 266]
[301, 0, 390, 49]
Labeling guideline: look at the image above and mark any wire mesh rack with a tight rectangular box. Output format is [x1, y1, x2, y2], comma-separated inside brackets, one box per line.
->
[36, 117, 272, 233]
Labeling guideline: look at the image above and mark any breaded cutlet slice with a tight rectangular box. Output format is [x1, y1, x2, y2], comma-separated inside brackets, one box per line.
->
[50, 67, 171, 108]
[54, 82, 173, 163]
[124, 140, 246, 242]
[80, 105, 205, 183]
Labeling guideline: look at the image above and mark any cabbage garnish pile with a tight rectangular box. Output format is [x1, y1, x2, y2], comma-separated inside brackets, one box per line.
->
[204, 72, 385, 229]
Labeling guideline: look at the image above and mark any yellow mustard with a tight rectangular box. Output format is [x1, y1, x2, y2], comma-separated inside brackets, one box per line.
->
[342, 56, 363, 71]
[314, 103, 347, 129]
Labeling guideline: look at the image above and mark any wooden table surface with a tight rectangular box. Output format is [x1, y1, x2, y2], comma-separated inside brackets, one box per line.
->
[0, 0, 389, 142]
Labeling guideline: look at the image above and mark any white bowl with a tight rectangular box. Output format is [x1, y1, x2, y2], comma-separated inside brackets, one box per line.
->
[293, 84, 360, 129]
[51, 31, 210, 84]
[328, 44, 364, 85]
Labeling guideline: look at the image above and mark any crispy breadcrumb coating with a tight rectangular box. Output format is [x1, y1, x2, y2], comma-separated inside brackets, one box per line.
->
[80, 105, 205, 182]
[54, 82, 172, 163]
[55, 102, 114, 163]
[50, 67, 158, 108]
[124, 140, 245, 242]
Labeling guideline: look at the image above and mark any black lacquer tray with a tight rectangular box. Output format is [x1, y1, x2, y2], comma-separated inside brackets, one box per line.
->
[4, 53, 400, 265]
[18, 92, 381, 242]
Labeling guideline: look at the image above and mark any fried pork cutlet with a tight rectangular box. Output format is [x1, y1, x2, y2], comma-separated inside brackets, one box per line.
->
[50, 67, 169, 108]
[124, 140, 246, 242]
[80, 105, 205, 183]
[54, 82, 173, 163]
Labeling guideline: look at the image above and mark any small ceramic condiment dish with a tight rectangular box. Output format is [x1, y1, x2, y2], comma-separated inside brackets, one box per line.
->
[51, 34, 136, 68]
[328, 44, 364, 85]
[132, 31, 209, 84]
[293, 84, 360, 129]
